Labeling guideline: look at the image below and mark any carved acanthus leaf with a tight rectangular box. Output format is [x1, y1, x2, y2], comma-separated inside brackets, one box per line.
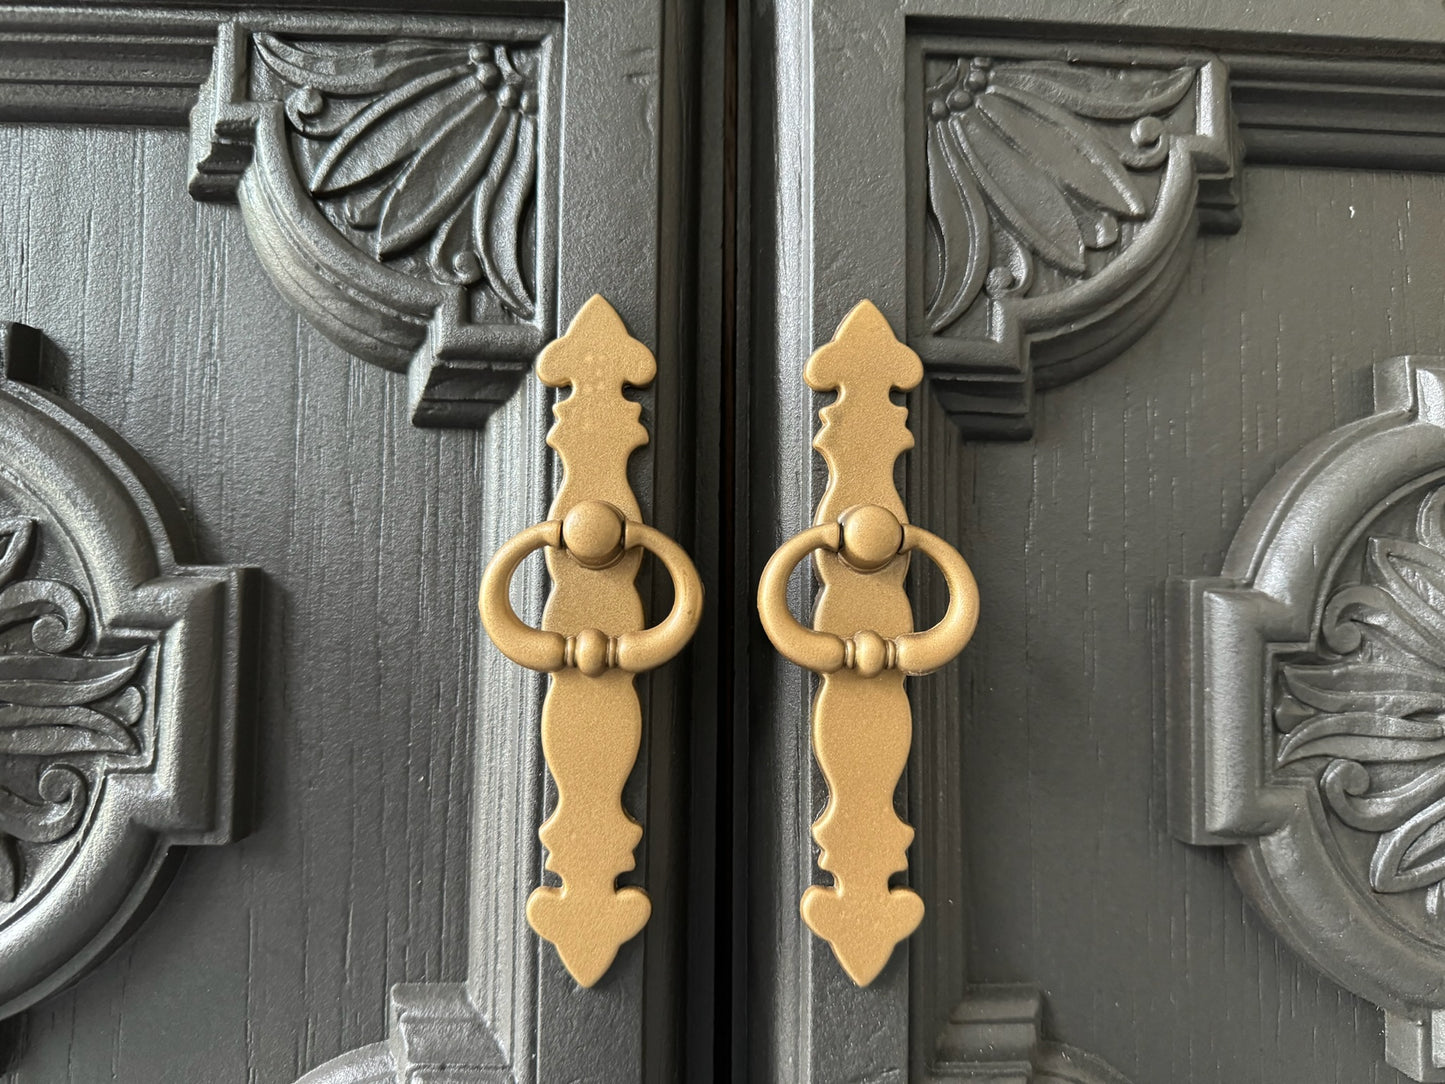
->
[1166, 359, 1445, 1081]
[1275, 487, 1445, 907]
[0, 514, 149, 902]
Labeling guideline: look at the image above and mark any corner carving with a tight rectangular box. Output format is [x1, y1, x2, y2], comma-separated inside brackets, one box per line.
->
[1170, 357, 1445, 1081]
[931, 986, 1129, 1084]
[910, 42, 1239, 437]
[190, 20, 556, 427]
[0, 325, 253, 1024]
[295, 984, 509, 1084]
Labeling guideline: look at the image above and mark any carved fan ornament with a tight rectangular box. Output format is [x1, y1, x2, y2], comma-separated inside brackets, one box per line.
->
[913, 48, 1237, 437]
[190, 22, 555, 425]
[253, 34, 538, 318]
[924, 57, 1194, 330]
[1170, 358, 1445, 1081]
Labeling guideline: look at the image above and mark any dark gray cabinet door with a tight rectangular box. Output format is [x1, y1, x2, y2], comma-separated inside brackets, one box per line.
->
[0, 3, 710, 1082]
[743, 1, 1445, 1083]
[12, 1, 1445, 1082]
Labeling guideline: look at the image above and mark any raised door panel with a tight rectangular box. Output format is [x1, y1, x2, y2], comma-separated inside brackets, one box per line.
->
[746, 0, 1445, 1079]
[0, 2, 708, 1080]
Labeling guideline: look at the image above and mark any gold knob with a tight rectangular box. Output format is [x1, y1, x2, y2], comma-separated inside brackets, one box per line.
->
[757, 504, 979, 678]
[480, 499, 703, 678]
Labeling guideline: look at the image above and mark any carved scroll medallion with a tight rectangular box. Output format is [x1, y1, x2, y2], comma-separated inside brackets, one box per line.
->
[191, 20, 557, 427]
[1170, 357, 1445, 1082]
[0, 327, 251, 1022]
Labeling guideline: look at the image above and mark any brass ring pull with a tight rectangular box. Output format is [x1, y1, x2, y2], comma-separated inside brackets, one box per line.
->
[757, 503, 979, 677]
[480, 499, 703, 677]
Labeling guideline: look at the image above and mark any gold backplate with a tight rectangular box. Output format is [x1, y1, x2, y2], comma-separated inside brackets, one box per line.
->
[802, 300, 926, 985]
[515, 296, 658, 987]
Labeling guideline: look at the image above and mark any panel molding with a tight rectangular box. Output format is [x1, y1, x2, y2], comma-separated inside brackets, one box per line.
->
[0, 9, 213, 126]
[930, 986, 1129, 1084]
[295, 985, 510, 1084]
[0, 324, 253, 1025]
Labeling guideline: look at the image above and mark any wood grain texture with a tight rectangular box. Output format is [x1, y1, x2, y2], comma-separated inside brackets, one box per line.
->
[0, 124, 475, 1083]
[930, 165, 1445, 1084]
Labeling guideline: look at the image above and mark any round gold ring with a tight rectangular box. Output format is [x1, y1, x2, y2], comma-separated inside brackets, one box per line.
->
[756, 504, 978, 678]
[480, 502, 704, 677]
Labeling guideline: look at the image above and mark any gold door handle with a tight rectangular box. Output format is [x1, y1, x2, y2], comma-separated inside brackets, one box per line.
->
[481, 500, 702, 676]
[478, 296, 702, 989]
[757, 504, 978, 677]
[759, 300, 980, 987]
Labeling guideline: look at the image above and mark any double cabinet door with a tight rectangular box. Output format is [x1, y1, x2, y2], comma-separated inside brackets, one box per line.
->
[6, 1, 1445, 1082]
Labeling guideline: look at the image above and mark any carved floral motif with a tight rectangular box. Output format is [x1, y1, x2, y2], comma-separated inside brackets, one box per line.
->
[1276, 486, 1445, 914]
[0, 517, 148, 902]
[253, 33, 539, 319]
[924, 57, 1196, 333]
[1169, 360, 1445, 1079]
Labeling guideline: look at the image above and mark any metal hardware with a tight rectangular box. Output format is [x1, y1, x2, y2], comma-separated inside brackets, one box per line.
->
[757, 504, 977, 678]
[757, 300, 979, 987]
[482, 500, 703, 677]
[479, 295, 703, 988]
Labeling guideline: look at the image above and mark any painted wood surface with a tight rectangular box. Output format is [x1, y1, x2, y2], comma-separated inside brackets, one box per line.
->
[0, 125, 478, 1082]
[10, 17, 1445, 1083]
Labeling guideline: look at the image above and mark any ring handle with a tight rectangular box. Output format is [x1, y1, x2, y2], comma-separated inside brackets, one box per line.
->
[757, 504, 979, 677]
[480, 500, 703, 677]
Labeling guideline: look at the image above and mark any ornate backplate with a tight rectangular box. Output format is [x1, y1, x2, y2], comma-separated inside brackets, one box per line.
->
[0, 326, 252, 1021]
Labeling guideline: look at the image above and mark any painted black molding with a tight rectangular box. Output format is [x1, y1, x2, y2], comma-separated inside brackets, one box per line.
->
[1169, 357, 1445, 1083]
[0, 324, 253, 1023]
[189, 19, 558, 428]
[7, 9, 1445, 164]
[931, 986, 1129, 1084]
[909, 39, 1239, 438]
[0, 13, 212, 126]
[1227, 52, 1445, 173]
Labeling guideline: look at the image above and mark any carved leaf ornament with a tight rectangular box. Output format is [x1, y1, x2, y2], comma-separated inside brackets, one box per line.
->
[1277, 487, 1445, 909]
[254, 33, 539, 318]
[0, 517, 148, 903]
[924, 57, 1195, 332]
